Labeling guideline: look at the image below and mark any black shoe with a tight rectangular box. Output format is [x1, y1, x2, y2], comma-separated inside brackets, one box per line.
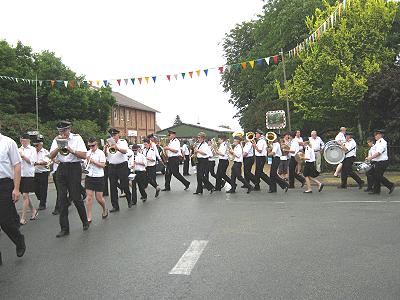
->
[214, 188, 221, 191]
[301, 182, 305, 188]
[193, 192, 203, 195]
[284, 185, 289, 193]
[52, 210, 59, 215]
[16, 236, 26, 258]
[155, 187, 161, 198]
[254, 185, 260, 191]
[221, 180, 226, 188]
[38, 205, 46, 211]
[389, 185, 395, 194]
[210, 188, 215, 194]
[56, 231, 70, 238]
[102, 209, 109, 219]
[364, 188, 373, 192]
[161, 188, 171, 192]
[83, 223, 90, 231]
[268, 190, 276, 193]
[247, 187, 252, 194]
[226, 189, 235, 194]
[132, 201, 137, 205]
[109, 208, 120, 213]
[140, 196, 146, 200]
[128, 201, 133, 208]
[142, 198, 147, 202]
[241, 185, 246, 188]
[318, 183, 324, 192]
[358, 181, 365, 189]
[184, 182, 190, 190]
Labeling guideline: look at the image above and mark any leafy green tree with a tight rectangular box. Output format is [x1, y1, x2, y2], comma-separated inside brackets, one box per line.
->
[173, 115, 183, 126]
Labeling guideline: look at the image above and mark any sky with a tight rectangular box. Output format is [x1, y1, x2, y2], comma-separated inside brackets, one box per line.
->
[0, 0, 265, 131]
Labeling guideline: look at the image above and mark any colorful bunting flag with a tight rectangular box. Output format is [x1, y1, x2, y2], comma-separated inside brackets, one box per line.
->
[196, 70, 201, 77]
[138, 77, 142, 84]
[249, 60, 255, 69]
[103, 80, 108, 86]
[174, 74, 178, 80]
[131, 78, 135, 85]
[50, 80, 55, 88]
[117, 79, 121, 86]
[218, 66, 224, 74]
[167, 75, 171, 81]
[69, 80, 74, 89]
[265, 57, 270, 65]
[145, 77, 149, 84]
[189, 71, 193, 78]
[241, 62, 247, 70]
[124, 79, 129, 85]
[203, 69, 208, 76]
[181, 73, 186, 79]
[152, 76, 156, 83]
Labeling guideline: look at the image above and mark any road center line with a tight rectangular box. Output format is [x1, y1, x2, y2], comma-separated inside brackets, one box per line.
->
[169, 240, 208, 275]
[325, 200, 387, 203]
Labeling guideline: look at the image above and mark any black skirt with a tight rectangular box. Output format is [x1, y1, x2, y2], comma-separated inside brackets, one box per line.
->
[20, 177, 35, 193]
[85, 176, 105, 192]
[303, 162, 319, 178]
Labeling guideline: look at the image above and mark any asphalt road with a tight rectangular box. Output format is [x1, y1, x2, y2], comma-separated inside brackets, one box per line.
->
[1, 172, 399, 300]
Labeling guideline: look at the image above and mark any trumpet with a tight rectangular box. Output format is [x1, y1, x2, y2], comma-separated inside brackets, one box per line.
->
[83, 153, 93, 175]
[56, 137, 69, 156]
[106, 137, 117, 154]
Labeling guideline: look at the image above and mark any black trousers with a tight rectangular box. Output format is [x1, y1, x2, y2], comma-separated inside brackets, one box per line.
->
[183, 155, 190, 175]
[130, 179, 138, 204]
[196, 158, 215, 193]
[0, 179, 25, 249]
[34, 171, 49, 207]
[288, 157, 305, 188]
[109, 162, 131, 209]
[206, 160, 217, 182]
[255, 156, 271, 187]
[366, 168, 374, 190]
[103, 163, 109, 196]
[372, 161, 393, 193]
[243, 157, 257, 185]
[164, 156, 189, 190]
[146, 165, 157, 186]
[52, 171, 61, 212]
[270, 157, 288, 192]
[341, 156, 363, 188]
[216, 159, 232, 190]
[230, 162, 251, 191]
[57, 163, 88, 232]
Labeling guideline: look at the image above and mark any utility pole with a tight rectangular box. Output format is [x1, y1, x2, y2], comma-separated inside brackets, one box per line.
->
[280, 48, 291, 132]
[35, 73, 39, 131]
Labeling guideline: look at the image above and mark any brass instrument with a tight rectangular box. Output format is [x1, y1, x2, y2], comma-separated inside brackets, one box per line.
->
[106, 137, 117, 154]
[245, 132, 256, 143]
[280, 140, 290, 155]
[191, 142, 199, 165]
[266, 132, 277, 142]
[56, 137, 69, 156]
[159, 137, 169, 164]
[83, 152, 93, 175]
[226, 141, 235, 161]
[232, 130, 244, 138]
[295, 152, 305, 163]
[211, 138, 219, 151]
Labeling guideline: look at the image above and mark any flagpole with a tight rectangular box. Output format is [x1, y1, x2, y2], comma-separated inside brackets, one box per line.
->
[280, 48, 291, 132]
[35, 73, 39, 131]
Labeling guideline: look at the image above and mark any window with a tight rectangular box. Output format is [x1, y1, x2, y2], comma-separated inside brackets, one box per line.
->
[126, 110, 130, 122]
[120, 108, 124, 121]
[113, 108, 117, 120]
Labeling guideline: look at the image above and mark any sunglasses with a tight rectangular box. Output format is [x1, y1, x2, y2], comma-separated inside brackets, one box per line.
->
[88, 144, 96, 147]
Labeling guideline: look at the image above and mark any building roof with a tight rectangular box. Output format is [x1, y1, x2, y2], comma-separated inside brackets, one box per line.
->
[112, 91, 160, 113]
[156, 123, 234, 138]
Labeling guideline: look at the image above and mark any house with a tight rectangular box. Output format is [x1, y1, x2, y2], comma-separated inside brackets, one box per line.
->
[109, 91, 160, 143]
[156, 123, 234, 139]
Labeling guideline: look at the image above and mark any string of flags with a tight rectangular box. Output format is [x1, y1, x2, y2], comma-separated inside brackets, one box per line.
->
[0, 1, 350, 89]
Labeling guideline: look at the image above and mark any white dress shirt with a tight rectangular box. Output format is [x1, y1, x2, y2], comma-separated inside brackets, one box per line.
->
[289, 140, 300, 158]
[368, 144, 376, 157]
[50, 133, 87, 163]
[305, 146, 316, 162]
[208, 146, 217, 161]
[196, 142, 209, 159]
[271, 142, 282, 157]
[309, 136, 325, 152]
[167, 138, 181, 158]
[20, 145, 37, 177]
[243, 141, 254, 158]
[86, 148, 106, 177]
[0, 133, 22, 179]
[218, 142, 229, 160]
[344, 139, 357, 158]
[293, 137, 303, 151]
[335, 132, 346, 143]
[144, 148, 156, 167]
[151, 142, 161, 160]
[35, 147, 50, 173]
[372, 138, 388, 161]
[106, 138, 128, 164]
[130, 152, 147, 171]
[182, 144, 190, 156]
[233, 144, 243, 163]
[255, 138, 267, 157]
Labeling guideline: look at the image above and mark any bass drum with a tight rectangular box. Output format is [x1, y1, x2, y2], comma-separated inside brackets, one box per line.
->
[323, 140, 345, 165]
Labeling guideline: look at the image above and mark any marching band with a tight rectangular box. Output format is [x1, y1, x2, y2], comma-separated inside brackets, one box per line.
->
[0, 121, 396, 261]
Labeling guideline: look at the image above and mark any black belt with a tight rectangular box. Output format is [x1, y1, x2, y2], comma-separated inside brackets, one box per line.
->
[0, 178, 12, 183]
[109, 162, 128, 168]
[59, 162, 81, 165]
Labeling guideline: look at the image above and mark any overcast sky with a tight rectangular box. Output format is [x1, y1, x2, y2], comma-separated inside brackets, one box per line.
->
[0, 0, 265, 130]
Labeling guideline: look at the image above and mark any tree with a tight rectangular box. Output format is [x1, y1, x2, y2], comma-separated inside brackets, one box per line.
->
[173, 115, 183, 126]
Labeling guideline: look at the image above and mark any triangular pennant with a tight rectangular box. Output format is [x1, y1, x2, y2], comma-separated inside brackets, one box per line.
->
[89, 80, 93, 86]
[181, 73, 186, 79]
[83, 80, 87, 86]
[77, 81, 81, 87]
[189, 71, 193, 78]
[174, 74, 178, 80]
[138, 77, 142, 84]
[117, 79, 121, 86]
[323, 21, 327, 32]
[196, 70, 201, 77]
[265, 57, 270, 65]
[241, 62, 247, 70]
[15, 78, 19, 83]
[131, 78, 135, 85]
[249, 60, 255, 69]
[56, 80, 62, 89]
[203, 69, 208, 76]
[152, 76, 156, 83]
[257, 58, 263, 65]
[273, 55, 279, 64]
[103, 80, 108, 86]
[39, 80, 43, 86]
[69, 80, 75, 89]
[225, 65, 232, 72]
[218, 66, 224, 73]
[124, 79, 129, 85]
[96, 80, 100, 86]
[166, 75, 171, 81]
[145, 77, 149, 84]
[51, 80, 55, 88]
[64, 80, 68, 88]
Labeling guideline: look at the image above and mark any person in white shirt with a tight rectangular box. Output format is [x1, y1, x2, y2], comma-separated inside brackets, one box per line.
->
[288, 132, 305, 188]
[0, 132, 26, 259]
[162, 130, 190, 191]
[252, 129, 272, 191]
[293, 130, 304, 174]
[49, 121, 89, 237]
[364, 137, 376, 192]
[278, 133, 290, 181]
[309, 131, 325, 173]
[226, 135, 252, 194]
[214, 135, 232, 191]
[193, 132, 215, 195]
[143, 139, 161, 199]
[18, 133, 38, 225]
[339, 132, 364, 189]
[105, 128, 132, 212]
[269, 134, 289, 193]
[33, 135, 50, 211]
[181, 140, 190, 176]
[207, 139, 218, 181]
[84, 137, 108, 223]
[301, 138, 324, 193]
[333, 127, 347, 177]
[366, 129, 394, 194]
[243, 134, 257, 187]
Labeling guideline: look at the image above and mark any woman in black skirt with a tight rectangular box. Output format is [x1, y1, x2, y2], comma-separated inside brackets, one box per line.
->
[84, 137, 108, 223]
[302, 139, 324, 193]
[19, 133, 39, 225]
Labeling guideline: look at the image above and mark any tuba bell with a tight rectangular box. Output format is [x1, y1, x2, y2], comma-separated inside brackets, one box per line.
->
[245, 132, 255, 143]
[56, 137, 69, 156]
[266, 132, 277, 142]
[232, 130, 244, 138]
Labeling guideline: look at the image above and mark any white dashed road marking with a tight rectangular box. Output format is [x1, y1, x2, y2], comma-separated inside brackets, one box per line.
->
[169, 240, 208, 275]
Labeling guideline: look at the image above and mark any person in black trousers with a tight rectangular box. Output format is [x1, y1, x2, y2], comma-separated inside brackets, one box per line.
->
[364, 137, 376, 192]
[182, 140, 190, 176]
[242, 135, 257, 187]
[193, 133, 215, 195]
[33, 135, 50, 210]
[0, 132, 26, 261]
[253, 129, 271, 191]
[215, 135, 232, 191]
[49, 121, 89, 237]
[269, 136, 289, 193]
[288, 132, 305, 188]
[206, 139, 218, 181]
